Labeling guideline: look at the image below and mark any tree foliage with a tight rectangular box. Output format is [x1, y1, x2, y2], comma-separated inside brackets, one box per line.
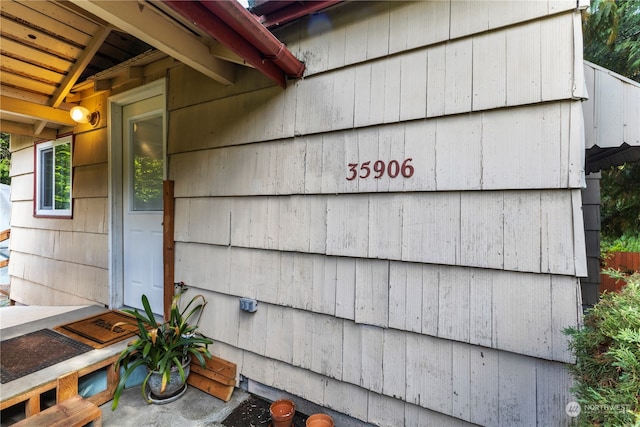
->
[601, 163, 640, 239]
[565, 271, 640, 427]
[0, 132, 9, 186]
[583, 0, 640, 83]
[583, 1, 640, 242]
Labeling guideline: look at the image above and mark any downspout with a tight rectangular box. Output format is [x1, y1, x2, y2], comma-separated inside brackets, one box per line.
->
[163, 0, 304, 87]
[199, 1, 305, 79]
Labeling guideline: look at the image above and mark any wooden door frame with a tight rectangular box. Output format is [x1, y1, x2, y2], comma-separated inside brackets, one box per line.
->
[107, 79, 170, 317]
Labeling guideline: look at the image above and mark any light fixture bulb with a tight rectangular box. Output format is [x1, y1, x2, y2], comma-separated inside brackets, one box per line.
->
[70, 105, 99, 126]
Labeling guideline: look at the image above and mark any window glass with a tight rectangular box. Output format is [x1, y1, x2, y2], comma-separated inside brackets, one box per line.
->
[35, 136, 72, 217]
[130, 115, 163, 211]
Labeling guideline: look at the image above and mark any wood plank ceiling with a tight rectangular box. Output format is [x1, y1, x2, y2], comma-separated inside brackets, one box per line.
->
[0, 0, 257, 139]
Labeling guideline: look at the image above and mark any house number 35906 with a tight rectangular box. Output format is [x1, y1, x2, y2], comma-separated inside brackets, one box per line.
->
[346, 158, 414, 181]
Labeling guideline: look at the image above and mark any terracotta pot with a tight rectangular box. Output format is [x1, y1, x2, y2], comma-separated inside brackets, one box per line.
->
[306, 413, 334, 427]
[270, 399, 296, 427]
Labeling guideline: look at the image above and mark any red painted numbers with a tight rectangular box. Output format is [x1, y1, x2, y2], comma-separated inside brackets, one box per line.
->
[346, 158, 414, 181]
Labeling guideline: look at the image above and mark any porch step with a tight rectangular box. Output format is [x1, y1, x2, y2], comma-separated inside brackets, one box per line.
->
[12, 394, 101, 427]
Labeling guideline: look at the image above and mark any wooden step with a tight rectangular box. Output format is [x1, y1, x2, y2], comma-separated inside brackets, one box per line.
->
[13, 394, 102, 427]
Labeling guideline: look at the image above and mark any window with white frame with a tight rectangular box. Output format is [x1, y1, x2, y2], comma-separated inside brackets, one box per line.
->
[35, 135, 73, 217]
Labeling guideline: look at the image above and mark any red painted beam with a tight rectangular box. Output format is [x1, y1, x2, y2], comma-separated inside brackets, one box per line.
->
[163, 0, 288, 87]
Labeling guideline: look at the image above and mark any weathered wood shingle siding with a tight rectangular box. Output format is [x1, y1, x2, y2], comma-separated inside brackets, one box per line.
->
[168, 2, 586, 426]
[8, 127, 110, 305]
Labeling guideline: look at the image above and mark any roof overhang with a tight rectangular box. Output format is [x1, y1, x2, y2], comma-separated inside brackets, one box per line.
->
[0, 0, 319, 138]
[583, 61, 640, 173]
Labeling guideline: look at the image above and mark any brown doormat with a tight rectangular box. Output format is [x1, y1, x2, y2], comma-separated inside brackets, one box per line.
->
[54, 310, 139, 349]
[0, 329, 93, 384]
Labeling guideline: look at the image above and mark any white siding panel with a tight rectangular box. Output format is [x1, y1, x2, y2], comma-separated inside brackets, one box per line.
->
[572, 189, 588, 277]
[237, 294, 267, 356]
[382, 328, 406, 400]
[368, 194, 402, 260]
[436, 114, 482, 190]
[321, 131, 350, 194]
[460, 192, 504, 269]
[597, 70, 625, 148]
[330, 67, 355, 131]
[540, 191, 575, 275]
[368, 391, 405, 427]
[444, 40, 473, 115]
[326, 194, 369, 257]
[406, 263, 425, 334]
[361, 325, 384, 393]
[426, 45, 446, 118]
[264, 304, 294, 364]
[312, 254, 336, 316]
[291, 308, 313, 370]
[490, 1, 549, 29]
[365, 2, 390, 60]
[450, 1, 490, 38]
[493, 272, 552, 359]
[403, 120, 436, 191]
[388, 1, 449, 53]
[355, 127, 379, 194]
[276, 140, 306, 194]
[472, 31, 506, 111]
[506, 21, 541, 105]
[303, 135, 323, 193]
[402, 193, 461, 266]
[452, 342, 471, 421]
[8, 174, 32, 201]
[377, 125, 406, 193]
[388, 262, 407, 331]
[503, 192, 542, 273]
[278, 252, 314, 310]
[498, 352, 537, 426]
[536, 359, 576, 427]
[335, 257, 356, 320]
[551, 276, 580, 363]
[406, 334, 452, 415]
[311, 313, 343, 379]
[355, 259, 389, 328]
[353, 63, 374, 128]
[203, 292, 239, 347]
[482, 104, 563, 190]
[323, 378, 369, 422]
[469, 347, 499, 426]
[541, 13, 574, 101]
[625, 79, 640, 144]
[421, 266, 440, 337]
[252, 248, 281, 303]
[342, 320, 362, 385]
[437, 267, 470, 343]
[383, 56, 402, 123]
[295, 74, 333, 136]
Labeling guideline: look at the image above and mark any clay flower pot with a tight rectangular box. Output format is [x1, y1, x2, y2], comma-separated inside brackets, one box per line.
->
[306, 413, 334, 427]
[270, 399, 296, 427]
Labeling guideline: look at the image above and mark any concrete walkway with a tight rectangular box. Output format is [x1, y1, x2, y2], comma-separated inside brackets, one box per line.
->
[100, 384, 251, 427]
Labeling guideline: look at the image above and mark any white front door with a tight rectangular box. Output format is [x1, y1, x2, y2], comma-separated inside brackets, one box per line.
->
[122, 95, 165, 314]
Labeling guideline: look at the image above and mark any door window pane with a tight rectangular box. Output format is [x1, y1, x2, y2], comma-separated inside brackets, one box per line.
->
[131, 115, 163, 211]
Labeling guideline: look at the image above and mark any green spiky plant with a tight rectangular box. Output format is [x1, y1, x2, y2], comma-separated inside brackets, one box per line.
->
[111, 290, 213, 410]
[564, 270, 640, 426]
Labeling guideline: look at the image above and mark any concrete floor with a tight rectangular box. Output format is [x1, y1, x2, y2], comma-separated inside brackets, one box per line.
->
[100, 384, 252, 427]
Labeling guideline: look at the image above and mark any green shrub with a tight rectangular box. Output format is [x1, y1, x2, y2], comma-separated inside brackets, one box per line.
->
[564, 270, 640, 426]
[601, 234, 640, 258]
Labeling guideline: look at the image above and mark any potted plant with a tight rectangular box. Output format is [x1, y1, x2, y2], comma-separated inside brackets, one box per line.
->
[110, 290, 213, 409]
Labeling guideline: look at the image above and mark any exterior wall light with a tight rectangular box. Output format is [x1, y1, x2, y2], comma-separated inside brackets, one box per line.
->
[70, 105, 100, 126]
